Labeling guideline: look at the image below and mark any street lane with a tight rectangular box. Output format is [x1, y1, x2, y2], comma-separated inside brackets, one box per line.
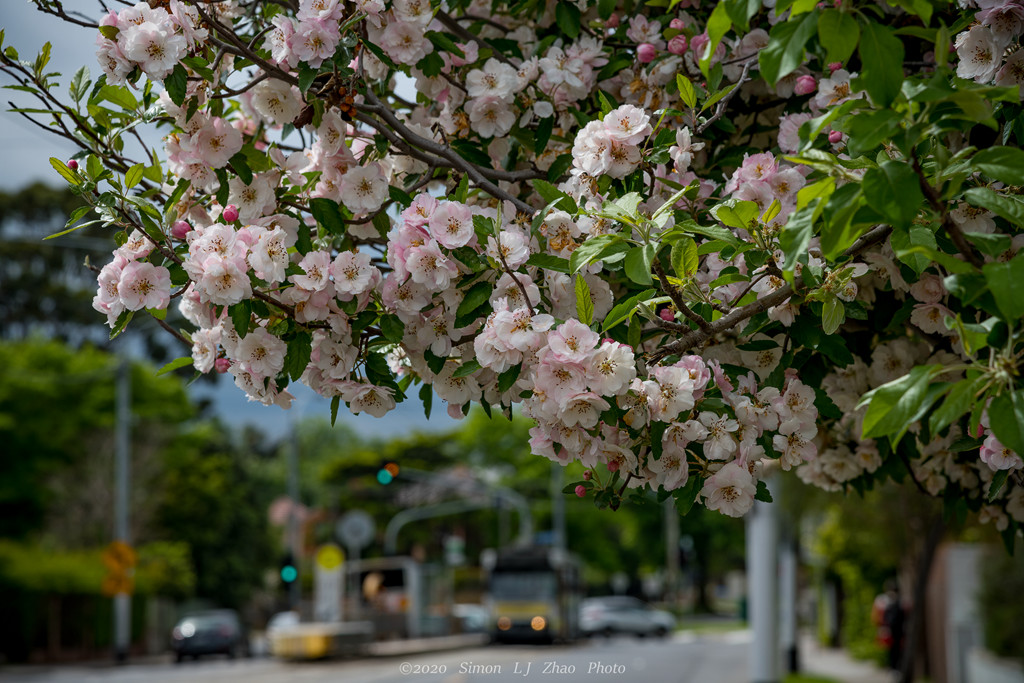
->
[0, 631, 751, 683]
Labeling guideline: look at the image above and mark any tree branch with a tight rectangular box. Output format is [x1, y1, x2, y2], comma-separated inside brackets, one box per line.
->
[911, 150, 983, 269]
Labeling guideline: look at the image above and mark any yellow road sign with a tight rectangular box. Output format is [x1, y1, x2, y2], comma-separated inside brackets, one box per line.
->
[315, 543, 344, 570]
[102, 541, 137, 572]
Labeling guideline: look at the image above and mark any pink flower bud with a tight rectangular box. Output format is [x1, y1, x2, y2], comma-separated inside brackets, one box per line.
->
[607, 460, 620, 473]
[606, 13, 620, 28]
[215, 358, 231, 374]
[223, 205, 239, 223]
[828, 62, 842, 73]
[670, 18, 686, 30]
[583, 470, 592, 481]
[637, 43, 657, 63]
[973, 423, 985, 439]
[659, 308, 675, 322]
[171, 220, 192, 240]
[668, 35, 689, 55]
[602, 338, 616, 345]
[828, 130, 843, 144]
[794, 75, 817, 96]
[67, 159, 79, 170]
[575, 485, 587, 498]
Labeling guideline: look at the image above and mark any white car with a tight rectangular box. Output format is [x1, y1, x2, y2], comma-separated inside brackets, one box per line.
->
[580, 597, 676, 638]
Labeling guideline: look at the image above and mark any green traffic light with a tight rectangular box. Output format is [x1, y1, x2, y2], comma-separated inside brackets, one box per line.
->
[280, 565, 297, 583]
[377, 469, 393, 485]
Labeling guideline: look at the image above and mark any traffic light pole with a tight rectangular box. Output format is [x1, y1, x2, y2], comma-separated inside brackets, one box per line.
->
[287, 422, 301, 610]
[114, 358, 131, 663]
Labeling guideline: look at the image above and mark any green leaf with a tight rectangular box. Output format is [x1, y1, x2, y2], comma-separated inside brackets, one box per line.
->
[534, 117, 554, 155]
[309, 198, 347, 235]
[425, 31, 466, 57]
[989, 390, 1024, 461]
[229, 300, 252, 338]
[456, 281, 493, 320]
[419, 383, 433, 419]
[711, 199, 759, 231]
[526, 253, 570, 273]
[452, 360, 482, 379]
[627, 314, 642, 349]
[98, 25, 120, 41]
[859, 364, 944, 444]
[755, 480, 773, 503]
[532, 179, 576, 214]
[624, 244, 657, 286]
[758, 11, 819, 85]
[49, 157, 81, 186]
[930, 376, 986, 436]
[972, 146, 1024, 185]
[125, 163, 145, 189]
[454, 173, 469, 203]
[109, 310, 134, 340]
[575, 275, 594, 325]
[964, 187, 1024, 225]
[989, 470, 1010, 502]
[602, 288, 656, 332]
[570, 234, 621, 273]
[283, 332, 312, 382]
[164, 63, 188, 107]
[677, 74, 697, 109]
[670, 237, 698, 277]
[982, 254, 1024, 321]
[156, 357, 193, 376]
[821, 296, 845, 334]
[379, 314, 405, 343]
[861, 160, 923, 231]
[555, 3, 581, 39]
[331, 396, 341, 426]
[598, 0, 616, 19]
[497, 364, 522, 394]
[229, 152, 253, 185]
[817, 9, 860, 66]
[858, 22, 905, 108]
[674, 475, 702, 516]
[780, 202, 818, 271]
[700, 2, 732, 78]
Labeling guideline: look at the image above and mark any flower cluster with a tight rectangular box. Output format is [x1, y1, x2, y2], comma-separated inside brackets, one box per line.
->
[96, 1, 206, 84]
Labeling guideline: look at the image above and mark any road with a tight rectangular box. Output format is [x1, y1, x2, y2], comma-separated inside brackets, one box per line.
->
[0, 631, 752, 683]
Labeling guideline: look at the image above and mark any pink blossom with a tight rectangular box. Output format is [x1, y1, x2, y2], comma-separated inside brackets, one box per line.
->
[118, 261, 171, 311]
[794, 75, 817, 96]
[637, 43, 657, 63]
[668, 35, 688, 55]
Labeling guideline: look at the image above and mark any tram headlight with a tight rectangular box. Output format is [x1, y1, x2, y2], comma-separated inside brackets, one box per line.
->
[530, 616, 546, 631]
[497, 616, 512, 631]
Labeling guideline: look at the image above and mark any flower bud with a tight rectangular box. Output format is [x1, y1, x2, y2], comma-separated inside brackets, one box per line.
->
[794, 75, 817, 96]
[607, 460, 620, 473]
[669, 17, 686, 30]
[828, 61, 842, 73]
[828, 130, 843, 144]
[223, 205, 240, 223]
[215, 358, 231, 374]
[171, 220, 192, 240]
[583, 470, 592, 481]
[637, 43, 657, 63]
[606, 13, 620, 28]
[668, 35, 688, 55]
[67, 159, 79, 171]
[659, 308, 676, 322]
[575, 485, 587, 498]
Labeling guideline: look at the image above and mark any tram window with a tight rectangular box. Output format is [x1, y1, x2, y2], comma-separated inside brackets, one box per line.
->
[489, 572, 557, 601]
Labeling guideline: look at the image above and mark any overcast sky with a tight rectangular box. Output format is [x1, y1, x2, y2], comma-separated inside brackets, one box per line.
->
[1, 2, 460, 440]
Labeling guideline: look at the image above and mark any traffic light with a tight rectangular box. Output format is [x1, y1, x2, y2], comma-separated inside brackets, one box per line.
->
[280, 553, 298, 585]
[376, 460, 399, 485]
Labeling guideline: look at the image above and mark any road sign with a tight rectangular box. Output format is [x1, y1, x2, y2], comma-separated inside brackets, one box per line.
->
[316, 543, 345, 570]
[102, 574, 134, 597]
[336, 510, 375, 550]
[102, 541, 137, 572]
[314, 543, 344, 622]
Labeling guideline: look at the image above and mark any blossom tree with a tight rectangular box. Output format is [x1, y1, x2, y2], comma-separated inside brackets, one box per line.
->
[4, 0, 1024, 540]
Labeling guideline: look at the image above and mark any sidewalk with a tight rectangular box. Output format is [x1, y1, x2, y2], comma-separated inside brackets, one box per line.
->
[799, 633, 893, 683]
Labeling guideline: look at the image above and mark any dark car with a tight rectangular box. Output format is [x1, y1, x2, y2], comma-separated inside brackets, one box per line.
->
[580, 596, 676, 638]
[171, 610, 244, 662]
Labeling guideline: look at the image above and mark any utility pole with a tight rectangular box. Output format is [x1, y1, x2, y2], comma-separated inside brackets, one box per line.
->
[287, 423, 301, 610]
[665, 499, 680, 606]
[550, 463, 565, 551]
[114, 358, 131, 662]
[747, 476, 780, 683]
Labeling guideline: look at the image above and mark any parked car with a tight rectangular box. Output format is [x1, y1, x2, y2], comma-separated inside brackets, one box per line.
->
[171, 609, 245, 662]
[580, 596, 676, 638]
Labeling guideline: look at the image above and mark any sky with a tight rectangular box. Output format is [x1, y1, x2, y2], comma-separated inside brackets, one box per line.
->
[1, 2, 460, 440]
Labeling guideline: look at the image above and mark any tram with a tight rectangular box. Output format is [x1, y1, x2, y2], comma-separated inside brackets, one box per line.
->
[484, 546, 583, 643]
